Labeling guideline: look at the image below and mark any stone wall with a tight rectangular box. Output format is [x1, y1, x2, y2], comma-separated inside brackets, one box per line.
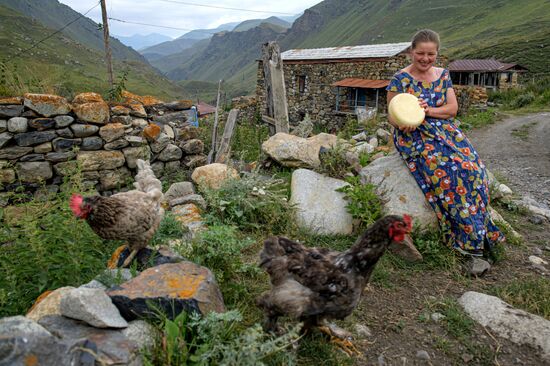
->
[454, 85, 489, 115]
[0, 92, 207, 197]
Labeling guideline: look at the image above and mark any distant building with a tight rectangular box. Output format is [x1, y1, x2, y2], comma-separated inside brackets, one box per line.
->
[256, 42, 451, 128]
[448, 59, 528, 90]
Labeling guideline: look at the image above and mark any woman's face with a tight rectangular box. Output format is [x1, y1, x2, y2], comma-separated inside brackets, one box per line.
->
[411, 42, 438, 72]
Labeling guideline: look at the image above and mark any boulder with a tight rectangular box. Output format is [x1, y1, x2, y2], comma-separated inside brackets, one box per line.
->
[262, 133, 341, 168]
[107, 261, 225, 321]
[360, 152, 438, 229]
[60, 287, 128, 328]
[16, 162, 52, 182]
[72, 92, 109, 124]
[158, 144, 182, 161]
[26, 286, 76, 321]
[77, 151, 125, 171]
[164, 181, 195, 202]
[290, 169, 354, 235]
[459, 291, 550, 360]
[122, 146, 151, 169]
[54, 115, 74, 128]
[71, 123, 99, 137]
[7, 117, 28, 133]
[14, 131, 57, 147]
[99, 123, 126, 142]
[23, 93, 71, 117]
[81, 136, 104, 151]
[0, 105, 24, 118]
[191, 163, 239, 190]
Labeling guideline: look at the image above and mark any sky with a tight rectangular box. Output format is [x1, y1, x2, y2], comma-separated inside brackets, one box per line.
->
[58, 0, 323, 38]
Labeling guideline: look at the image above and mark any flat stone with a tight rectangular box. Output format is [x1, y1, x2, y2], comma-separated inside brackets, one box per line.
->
[45, 151, 75, 163]
[0, 131, 12, 148]
[149, 132, 170, 153]
[158, 144, 182, 161]
[152, 111, 188, 125]
[23, 93, 71, 117]
[165, 181, 195, 202]
[122, 146, 151, 169]
[60, 287, 128, 328]
[54, 115, 74, 128]
[34, 142, 52, 153]
[290, 169, 354, 235]
[107, 261, 225, 321]
[81, 136, 104, 150]
[14, 130, 57, 146]
[183, 154, 207, 169]
[0, 105, 24, 118]
[125, 135, 144, 147]
[169, 194, 206, 209]
[72, 93, 109, 124]
[0, 146, 33, 159]
[19, 153, 45, 162]
[191, 163, 238, 190]
[104, 138, 129, 150]
[52, 137, 82, 152]
[77, 151, 125, 171]
[529, 256, 548, 265]
[71, 123, 99, 137]
[0, 119, 6, 132]
[26, 286, 76, 321]
[0, 315, 51, 337]
[28, 118, 55, 130]
[8, 117, 28, 133]
[180, 139, 204, 154]
[16, 161, 52, 182]
[111, 105, 130, 115]
[0, 97, 22, 105]
[459, 291, 550, 360]
[99, 123, 125, 142]
[131, 118, 148, 128]
[112, 115, 133, 125]
[56, 127, 73, 138]
[162, 100, 193, 111]
[99, 167, 131, 190]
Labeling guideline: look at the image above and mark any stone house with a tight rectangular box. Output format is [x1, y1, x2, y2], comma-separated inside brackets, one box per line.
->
[448, 59, 528, 90]
[257, 42, 415, 128]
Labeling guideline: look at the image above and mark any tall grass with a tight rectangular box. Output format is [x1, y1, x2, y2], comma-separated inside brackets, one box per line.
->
[489, 76, 550, 110]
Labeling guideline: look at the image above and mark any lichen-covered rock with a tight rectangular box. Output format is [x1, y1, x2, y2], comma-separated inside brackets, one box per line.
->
[143, 123, 161, 141]
[180, 139, 204, 155]
[28, 118, 55, 130]
[72, 92, 109, 124]
[34, 142, 53, 153]
[0, 105, 24, 118]
[152, 111, 188, 125]
[45, 151, 75, 163]
[164, 181, 195, 202]
[104, 138, 129, 150]
[52, 137, 82, 152]
[8, 117, 28, 133]
[111, 105, 130, 115]
[71, 123, 99, 137]
[81, 136, 104, 150]
[14, 130, 57, 147]
[56, 127, 73, 138]
[26, 286, 76, 322]
[122, 146, 151, 169]
[128, 102, 147, 117]
[125, 135, 144, 147]
[77, 151, 125, 171]
[99, 167, 131, 190]
[158, 144, 182, 162]
[191, 163, 239, 189]
[16, 161, 52, 182]
[149, 133, 171, 153]
[99, 123, 125, 142]
[107, 261, 225, 321]
[54, 115, 74, 128]
[162, 100, 193, 111]
[122, 90, 163, 107]
[24, 93, 71, 117]
[178, 126, 199, 140]
[0, 146, 33, 159]
[183, 154, 207, 169]
[0, 131, 13, 148]
[0, 96, 22, 105]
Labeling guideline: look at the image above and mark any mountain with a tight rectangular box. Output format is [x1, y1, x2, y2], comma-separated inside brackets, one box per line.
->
[0, 5, 184, 99]
[0, 0, 146, 62]
[115, 33, 173, 51]
[232, 17, 290, 32]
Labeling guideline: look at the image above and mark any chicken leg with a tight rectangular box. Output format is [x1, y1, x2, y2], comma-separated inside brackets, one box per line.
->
[317, 322, 361, 357]
[121, 248, 138, 268]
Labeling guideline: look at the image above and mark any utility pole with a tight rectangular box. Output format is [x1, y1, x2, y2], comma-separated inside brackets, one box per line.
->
[100, 0, 114, 88]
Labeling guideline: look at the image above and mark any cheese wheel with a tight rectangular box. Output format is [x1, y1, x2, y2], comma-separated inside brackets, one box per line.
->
[388, 93, 425, 127]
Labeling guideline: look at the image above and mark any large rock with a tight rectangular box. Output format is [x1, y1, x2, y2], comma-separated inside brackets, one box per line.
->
[99, 123, 126, 142]
[360, 152, 438, 229]
[122, 146, 151, 169]
[191, 163, 239, 190]
[459, 291, 550, 360]
[107, 261, 225, 321]
[60, 287, 128, 328]
[262, 132, 341, 168]
[56, 127, 73, 138]
[151, 111, 188, 125]
[290, 169, 354, 235]
[23, 93, 71, 117]
[158, 143, 182, 162]
[7, 117, 28, 133]
[77, 151, 125, 171]
[54, 115, 74, 128]
[71, 123, 99, 137]
[16, 162, 52, 182]
[26, 286, 76, 321]
[14, 130, 57, 147]
[72, 92, 109, 124]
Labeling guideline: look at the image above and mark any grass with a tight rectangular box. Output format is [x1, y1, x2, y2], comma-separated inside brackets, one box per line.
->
[493, 277, 550, 320]
[511, 121, 537, 140]
[458, 108, 499, 131]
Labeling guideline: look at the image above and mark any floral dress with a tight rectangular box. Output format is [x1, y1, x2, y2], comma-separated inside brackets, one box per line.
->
[386, 69, 504, 255]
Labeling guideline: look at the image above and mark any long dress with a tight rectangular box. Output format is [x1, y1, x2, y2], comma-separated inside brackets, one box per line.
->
[386, 69, 504, 255]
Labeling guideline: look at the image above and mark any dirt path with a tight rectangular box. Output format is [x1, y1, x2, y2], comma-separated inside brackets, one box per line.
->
[468, 112, 550, 207]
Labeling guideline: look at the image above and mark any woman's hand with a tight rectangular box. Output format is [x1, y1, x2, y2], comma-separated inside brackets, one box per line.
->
[399, 125, 417, 133]
[419, 98, 430, 116]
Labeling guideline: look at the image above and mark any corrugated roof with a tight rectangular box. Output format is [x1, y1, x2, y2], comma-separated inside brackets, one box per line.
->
[448, 59, 524, 72]
[332, 78, 390, 89]
[281, 42, 411, 61]
[197, 102, 216, 116]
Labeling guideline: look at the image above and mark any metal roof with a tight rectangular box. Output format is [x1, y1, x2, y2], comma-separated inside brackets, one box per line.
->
[332, 78, 390, 89]
[281, 42, 411, 61]
[448, 59, 526, 72]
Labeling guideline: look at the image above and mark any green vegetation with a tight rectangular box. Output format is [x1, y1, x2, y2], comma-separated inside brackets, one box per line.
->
[493, 277, 550, 320]
[337, 176, 382, 229]
[490, 76, 550, 111]
[457, 108, 499, 131]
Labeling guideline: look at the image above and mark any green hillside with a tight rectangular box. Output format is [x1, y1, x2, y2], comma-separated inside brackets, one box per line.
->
[0, 5, 184, 99]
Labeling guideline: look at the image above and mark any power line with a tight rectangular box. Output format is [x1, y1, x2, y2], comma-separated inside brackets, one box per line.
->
[3, 1, 101, 63]
[157, 0, 294, 15]
[108, 17, 218, 34]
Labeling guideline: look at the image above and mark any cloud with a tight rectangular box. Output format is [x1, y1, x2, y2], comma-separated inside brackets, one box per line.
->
[59, 0, 321, 37]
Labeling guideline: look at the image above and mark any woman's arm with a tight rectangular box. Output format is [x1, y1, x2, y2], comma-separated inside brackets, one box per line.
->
[387, 91, 417, 133]
[423, 87, 458, 119]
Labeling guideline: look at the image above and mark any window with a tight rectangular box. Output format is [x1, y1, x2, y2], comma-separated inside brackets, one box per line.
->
[297, 75, 306, 93]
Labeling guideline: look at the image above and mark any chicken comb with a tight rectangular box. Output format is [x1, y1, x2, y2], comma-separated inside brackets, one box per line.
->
[69, 194, 83, 216]
[403, 214, 413, 231]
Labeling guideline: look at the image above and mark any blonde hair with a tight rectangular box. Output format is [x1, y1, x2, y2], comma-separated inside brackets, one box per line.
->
[411, 29, 440, 51]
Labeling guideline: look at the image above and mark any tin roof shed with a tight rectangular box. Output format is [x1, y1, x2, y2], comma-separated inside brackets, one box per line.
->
[281, 42, 411, 61]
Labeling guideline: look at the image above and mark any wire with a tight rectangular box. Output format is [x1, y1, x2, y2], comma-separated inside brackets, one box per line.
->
[108, 17, 217, 34]
[3, 1, 101, 63]
[156, 0, 294, 15]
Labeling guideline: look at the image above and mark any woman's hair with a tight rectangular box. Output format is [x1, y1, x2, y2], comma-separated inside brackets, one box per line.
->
[411, 29, 440, 51]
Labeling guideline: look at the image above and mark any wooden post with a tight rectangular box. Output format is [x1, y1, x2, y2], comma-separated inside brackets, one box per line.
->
[207, 79, 223, 164]
[99, 0, 113, 88]
[215, 108, 239, 164]
[262, 42, 289, 134]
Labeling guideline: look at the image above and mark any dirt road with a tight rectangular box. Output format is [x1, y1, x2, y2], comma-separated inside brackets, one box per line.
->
[468, 112, 550, 207]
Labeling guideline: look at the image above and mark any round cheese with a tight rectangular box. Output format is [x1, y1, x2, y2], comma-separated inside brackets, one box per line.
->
[388, 93, 425, 128]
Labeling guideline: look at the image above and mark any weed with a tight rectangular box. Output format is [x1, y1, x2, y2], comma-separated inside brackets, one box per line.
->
[316, 142, 351, 179]
[107, 69, 129, 102]
[151, 212, 188, 247]
[231, 117, 270, 162]
[458, 108, 499, 131]
[337, 175, 382, 229]
[511, 121, 536, 140]
[493, 277, 550, 319]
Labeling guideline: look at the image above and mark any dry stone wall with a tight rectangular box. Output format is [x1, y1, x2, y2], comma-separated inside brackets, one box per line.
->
[0, 92, 207, 198]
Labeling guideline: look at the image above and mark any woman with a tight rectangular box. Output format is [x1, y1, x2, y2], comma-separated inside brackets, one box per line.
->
[386, 29, 504, 265]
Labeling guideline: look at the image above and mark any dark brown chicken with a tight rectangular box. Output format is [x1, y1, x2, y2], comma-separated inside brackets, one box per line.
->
[257, 215, 412, 352]
[70, 159, 164, 267]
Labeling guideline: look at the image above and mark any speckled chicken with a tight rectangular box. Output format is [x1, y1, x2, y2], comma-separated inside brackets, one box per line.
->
[257, 215, 412, 353]
[70, 159, 164, 267]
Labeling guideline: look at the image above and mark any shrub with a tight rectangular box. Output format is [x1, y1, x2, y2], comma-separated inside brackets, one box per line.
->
[316, 142, 352, 179]
[337, 175, 382, 229]
[511, 91, 535, 109]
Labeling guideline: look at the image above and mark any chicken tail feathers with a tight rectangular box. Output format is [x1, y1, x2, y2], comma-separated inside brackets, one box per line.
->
[134, 159, 163, 204]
